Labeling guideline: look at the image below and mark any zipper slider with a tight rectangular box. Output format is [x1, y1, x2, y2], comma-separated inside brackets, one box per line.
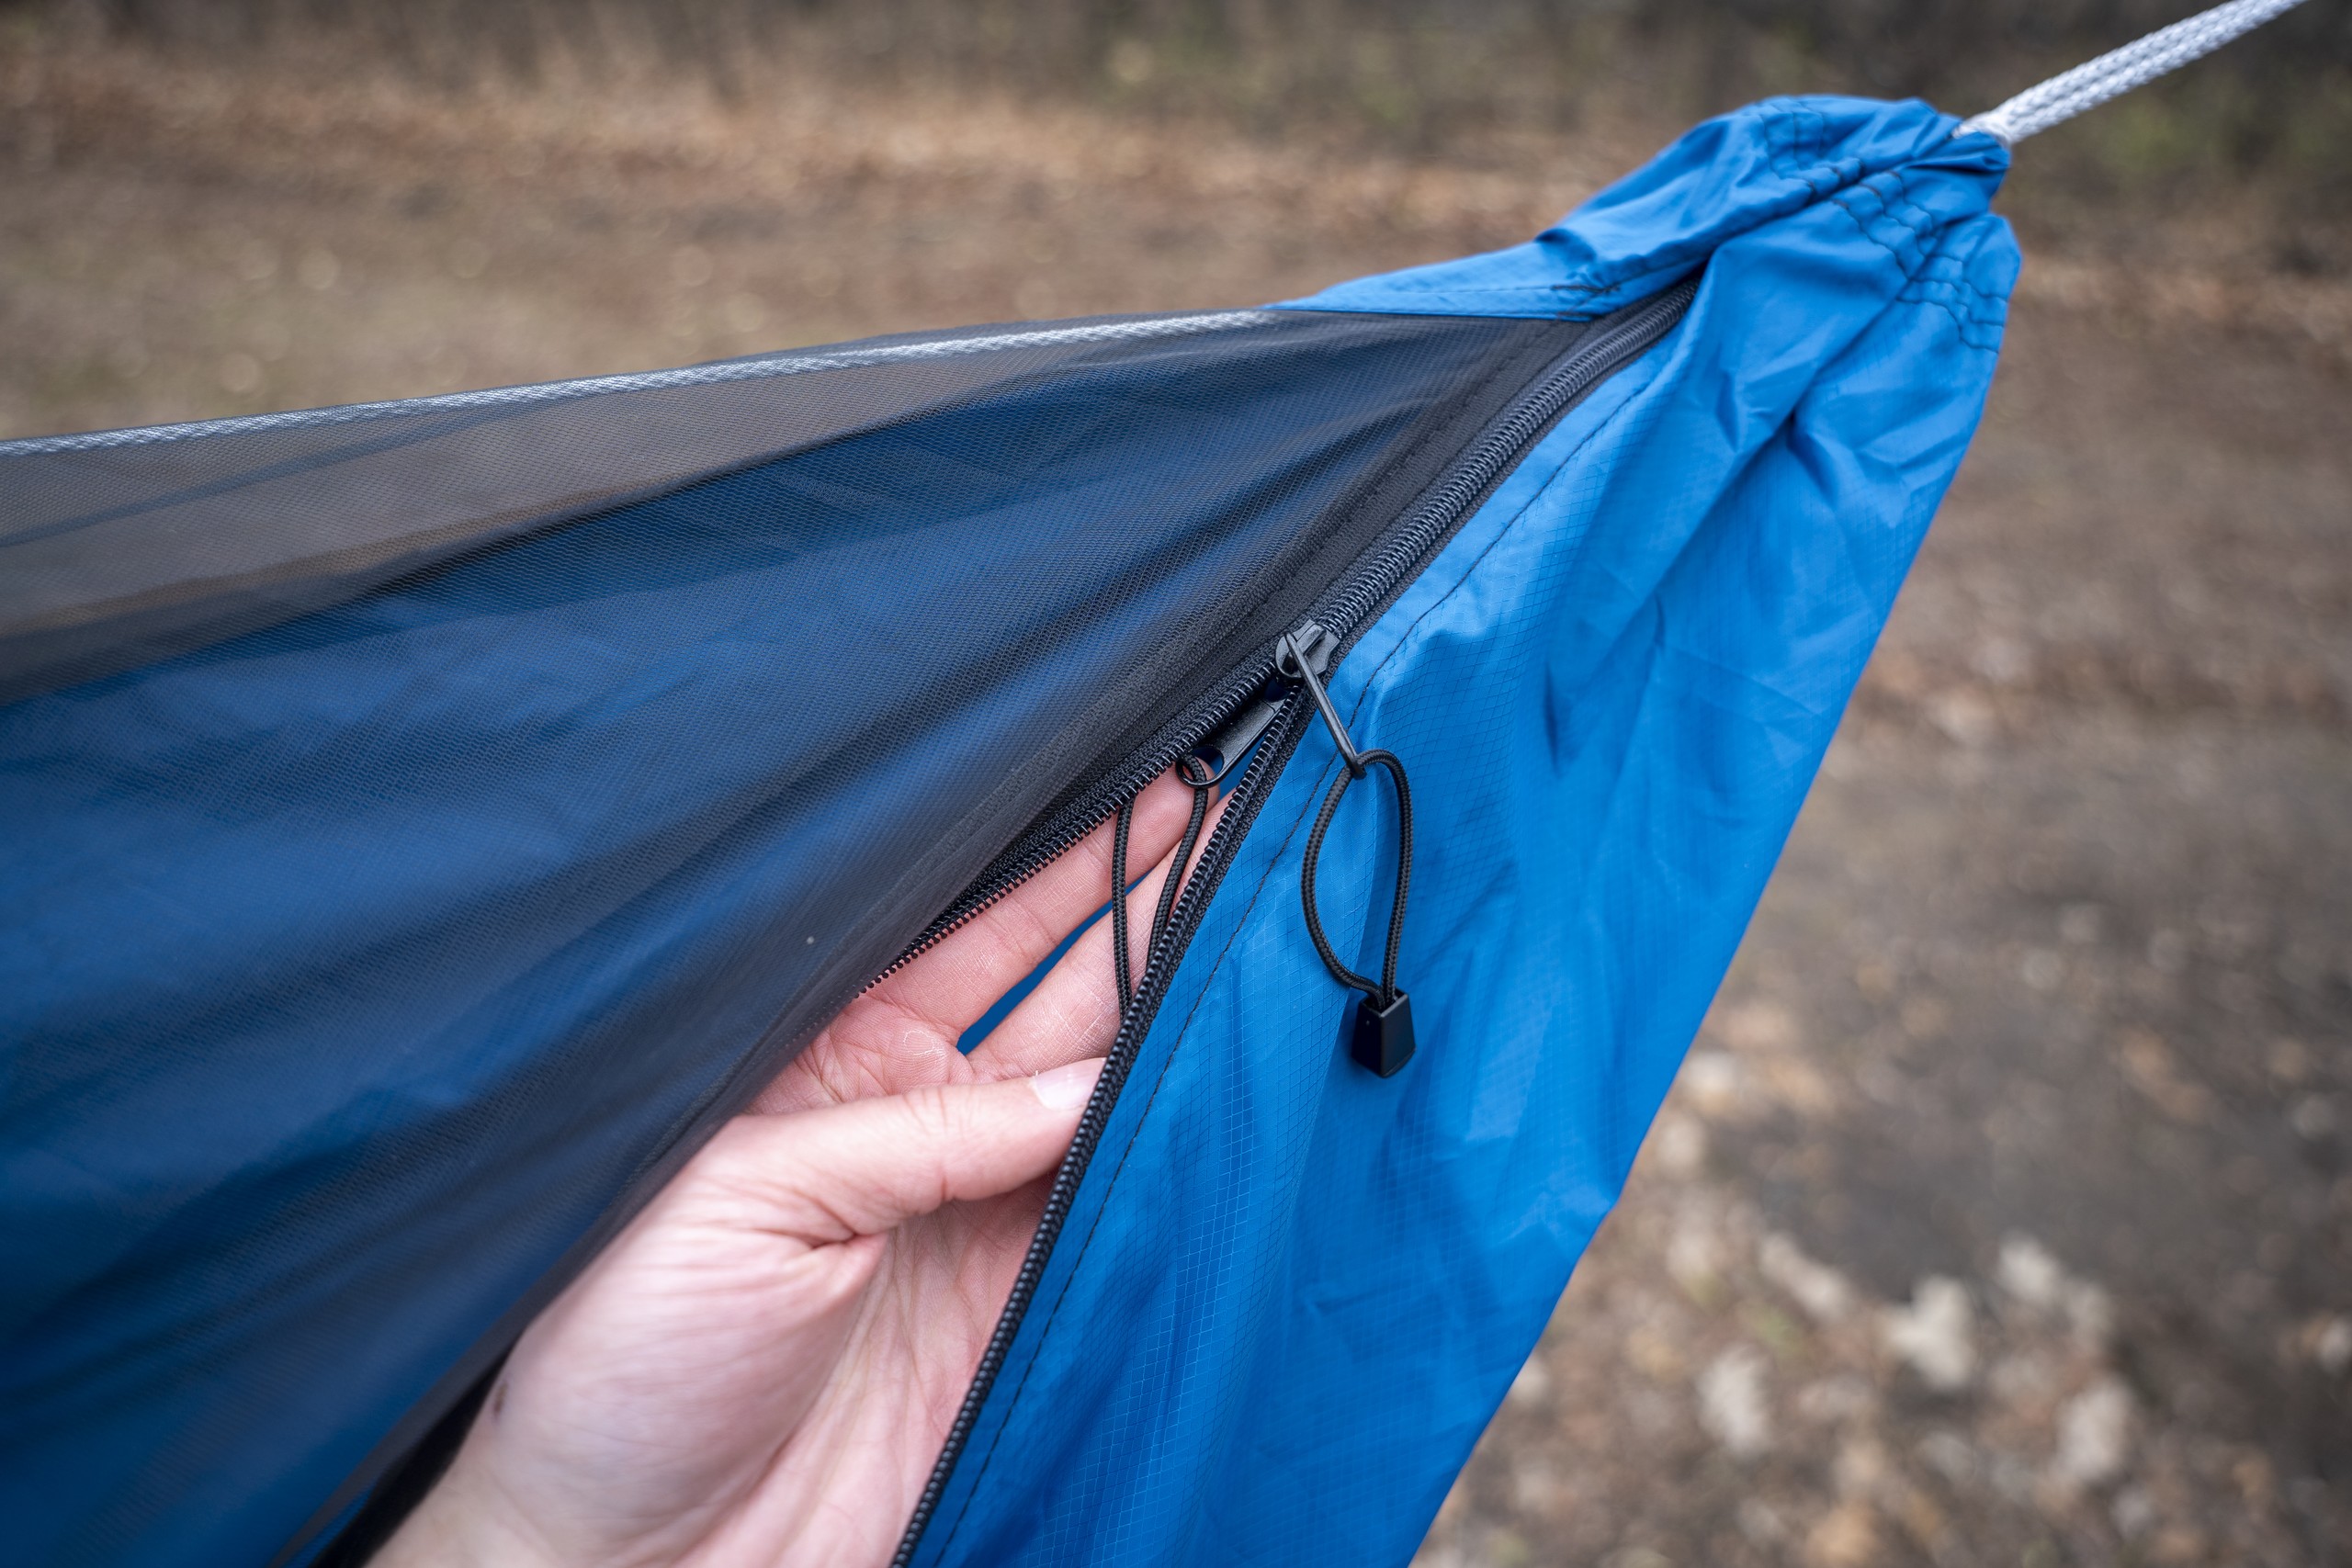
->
[1186, 620, 1338, 785]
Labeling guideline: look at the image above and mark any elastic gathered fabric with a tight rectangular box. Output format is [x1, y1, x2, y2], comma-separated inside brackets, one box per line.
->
[910, 95, 2017, 1567]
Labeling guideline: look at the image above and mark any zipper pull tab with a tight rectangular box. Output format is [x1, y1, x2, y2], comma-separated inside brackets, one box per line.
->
[1272, 622, 1356, 771]
[1279, 620, 1419, 1078]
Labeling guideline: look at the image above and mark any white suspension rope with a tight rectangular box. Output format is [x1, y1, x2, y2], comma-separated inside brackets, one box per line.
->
[1960, 0, 2312, 146]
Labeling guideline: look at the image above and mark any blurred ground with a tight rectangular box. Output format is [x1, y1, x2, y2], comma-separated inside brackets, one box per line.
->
[5, 23, 2349, 1568]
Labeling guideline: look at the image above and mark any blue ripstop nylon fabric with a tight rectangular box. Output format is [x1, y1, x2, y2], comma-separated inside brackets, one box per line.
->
[910, 96, 2014, 1565]
[0, 310, 1537, 1568]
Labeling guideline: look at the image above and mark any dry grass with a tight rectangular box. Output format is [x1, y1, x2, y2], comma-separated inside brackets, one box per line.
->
[3, 17, 2346, 440]
[0, 25, 1677, 435]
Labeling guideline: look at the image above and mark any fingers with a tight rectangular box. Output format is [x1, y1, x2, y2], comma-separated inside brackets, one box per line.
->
[706, 1059, 1104, 1244]
[857, 770, 1202, 1042]
[968, 786, 1233, 1080]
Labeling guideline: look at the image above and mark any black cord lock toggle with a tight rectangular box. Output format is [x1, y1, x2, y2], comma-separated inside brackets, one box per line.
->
[1279, 624, 1418, 1078]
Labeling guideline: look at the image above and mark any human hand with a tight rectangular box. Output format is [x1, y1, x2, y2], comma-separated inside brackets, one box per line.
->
[380, 771, 1223, 1568]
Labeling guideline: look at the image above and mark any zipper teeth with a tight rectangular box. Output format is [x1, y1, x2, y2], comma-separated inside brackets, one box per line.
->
[890, 698, 1305, 1568]
[891, 282, 1696, 1563]
[1313, 277, 1699, 650]
[868, 672, 1272, 987]
[876, 281, 1696, 992]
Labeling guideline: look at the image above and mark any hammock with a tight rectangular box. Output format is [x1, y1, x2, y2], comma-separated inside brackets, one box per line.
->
[0, 5, 2307, 1564]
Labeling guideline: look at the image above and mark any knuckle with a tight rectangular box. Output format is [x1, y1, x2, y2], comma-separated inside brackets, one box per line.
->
[899, 1082, 965, 1144]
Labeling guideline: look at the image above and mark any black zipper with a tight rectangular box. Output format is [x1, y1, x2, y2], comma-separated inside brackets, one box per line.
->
[889, 275, 1695, 1565]
[880, 277, 1699, 991]
[889, 692, 1310, 1568]
[277, 285, 1696, 1568]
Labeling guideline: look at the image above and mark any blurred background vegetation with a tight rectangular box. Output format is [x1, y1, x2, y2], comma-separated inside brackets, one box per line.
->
[22, 0, 2352, 256]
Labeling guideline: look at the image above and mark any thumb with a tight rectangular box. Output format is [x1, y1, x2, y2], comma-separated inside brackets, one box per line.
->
[700, 1056, 1104, 1244]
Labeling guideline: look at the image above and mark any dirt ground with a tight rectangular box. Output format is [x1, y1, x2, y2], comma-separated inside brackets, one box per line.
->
[4, 30, 2348, 1568]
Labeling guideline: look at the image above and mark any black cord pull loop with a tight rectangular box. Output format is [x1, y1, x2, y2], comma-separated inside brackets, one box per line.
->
[1298, 750, 1413, 1005]
[1109, 755, 1216, 1017]
[1282, 627, 1418, 1077]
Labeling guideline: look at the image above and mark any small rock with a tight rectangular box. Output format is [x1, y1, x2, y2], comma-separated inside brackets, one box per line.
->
[1997, 1234, 2065, 1312]
[2119, 1029, 2212, 1123]
[1510, 1456, 1561, 1513]
[1602, 1549, 1668, 1568]
[1649, 1112, 1707, 1177]
[1713, 998, 1799, 1052]
[1666, 1211, 1722, 1301]
[1928, 689, 1996, 748]
[1680, 1051, 1744, 1120]
[1506, 1353, 1551, 1406]
[2231, 1451, 2276, 1507]
[1698, 1345, 1772, 1458]
[1885, 1277, 1977, 1392]
[1803, 1501, 1881, 1568]
[1834, 1434, 1892, 1499]
[2052, 1376, 2133, 1489]
[1974, 635, 2030, 684]
[1760, 1232, 1855, 1324]
[2312, 1314, 2352, 1376]
[1897, 1487, 1951, 1554]
[1996, 1234, 2113, 1349]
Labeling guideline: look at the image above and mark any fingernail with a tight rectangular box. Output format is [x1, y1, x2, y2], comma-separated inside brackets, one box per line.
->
[1031, 1057, 1105, 1111]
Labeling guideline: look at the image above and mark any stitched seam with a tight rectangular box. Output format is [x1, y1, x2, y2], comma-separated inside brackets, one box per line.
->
[1391, 105, 1945, 309]
[1555, 102, 1829, 301]
[1329, 284, 1609, 298]
[1340, 354, 1656, 729]
[1900, 274, 2008, 346]
[1552, 260, 1700, 299]
[1877, 215, 2012, 348]
[1825, 170, 1938, 272]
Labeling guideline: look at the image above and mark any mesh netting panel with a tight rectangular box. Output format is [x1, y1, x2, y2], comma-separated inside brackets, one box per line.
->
[1, 313, 1275, 702]
[0, 306, 1577, 1567]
